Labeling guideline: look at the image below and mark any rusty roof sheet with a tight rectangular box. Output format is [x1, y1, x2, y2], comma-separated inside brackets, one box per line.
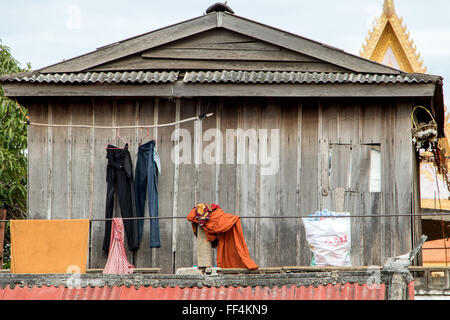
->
[183, 71, 440, 84]
[0, 71, 179, 84]
[0, 283, 387, 300]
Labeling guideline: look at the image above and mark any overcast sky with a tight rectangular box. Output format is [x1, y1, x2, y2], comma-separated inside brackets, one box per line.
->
[1, 0, 449, 106]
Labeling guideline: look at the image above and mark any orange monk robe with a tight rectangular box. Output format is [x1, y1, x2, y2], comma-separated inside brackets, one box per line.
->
[187, 205, 258, 270]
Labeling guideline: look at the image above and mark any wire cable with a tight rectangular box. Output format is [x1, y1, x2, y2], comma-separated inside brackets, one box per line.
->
[1, 212, 450, 223]
[21, 113, 214, 129]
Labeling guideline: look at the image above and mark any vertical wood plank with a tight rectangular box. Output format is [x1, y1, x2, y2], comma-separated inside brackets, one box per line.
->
[298, 101, 318, 265]
[88, 100, 95, 220]
[320, 101, 338, 211]
[394, 99, 413, 255]
[278, 99, 299, 266]
[350, 144, 371, 193]
[319, 101, 334, 210]
[47, 103, 53, 220]
[214, 99, 223, 205]
[236, 99, 259, 264]
[346, 191, 362, 266]
[198, 98, 219, 265]
[218, 99, 238, 214]
[67, 108, 72, 219]
[412, 136, 422, 265]
[51, 102, 69, 219]
[361, 101, 381, 144]
[175, 98, 196, 270]
[361, 192, 383, 265]
[322, 101, 338, 144]
[259, 99, 281, 267]
[155, 98, 175, 273]
[295, 102, 303, 266]
[28, 102, 49, 220]
[70, 101, 92, 220]
[382, 100, 396, 260]
[198, 98, 217, 205]
[339, 100, 359, 144]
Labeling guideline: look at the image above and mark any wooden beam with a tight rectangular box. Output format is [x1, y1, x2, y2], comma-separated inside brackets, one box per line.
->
[3, 82, 437, 98]
[89, 58, 346, 73]
[141, 48, 319, 62]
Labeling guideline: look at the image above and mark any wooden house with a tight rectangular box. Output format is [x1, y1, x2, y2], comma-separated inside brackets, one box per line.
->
[1, 4, 445, 273]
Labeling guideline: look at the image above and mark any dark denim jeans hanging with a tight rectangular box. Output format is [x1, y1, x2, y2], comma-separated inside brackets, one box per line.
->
[103, 143, 140, 253]
[135, 140, 161, 248]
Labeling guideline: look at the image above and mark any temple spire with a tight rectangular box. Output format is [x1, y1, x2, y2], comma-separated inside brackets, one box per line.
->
[360, 0, 426, 73]
[383, 0, 396, 18]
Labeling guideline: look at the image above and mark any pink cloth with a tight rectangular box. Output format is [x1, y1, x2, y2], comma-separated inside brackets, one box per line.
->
[103, 218, 134, 274]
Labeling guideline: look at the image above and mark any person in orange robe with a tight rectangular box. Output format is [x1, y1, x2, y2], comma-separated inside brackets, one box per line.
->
[187, 203, 258, 270]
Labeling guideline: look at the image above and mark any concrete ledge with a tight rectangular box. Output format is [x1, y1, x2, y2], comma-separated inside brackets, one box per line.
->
[0, 270, 400, 290]
[214, 266, 385, 274]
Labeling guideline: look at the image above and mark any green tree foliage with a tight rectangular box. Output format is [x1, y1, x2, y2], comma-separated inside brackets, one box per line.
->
[0, 40, 30, 268]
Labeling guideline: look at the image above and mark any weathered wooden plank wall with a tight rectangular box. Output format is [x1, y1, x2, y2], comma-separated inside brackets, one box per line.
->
[26, 97, 416, 271]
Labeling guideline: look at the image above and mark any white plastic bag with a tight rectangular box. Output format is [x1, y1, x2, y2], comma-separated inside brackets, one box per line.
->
[302, 209, 351, 266]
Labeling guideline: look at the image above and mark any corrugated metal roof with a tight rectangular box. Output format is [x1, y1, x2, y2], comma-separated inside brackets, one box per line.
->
[183, 71, 440, 84]
[0, 283, 386, 300]
[1, 70, 440, 85]
[0, 71, 179, 84]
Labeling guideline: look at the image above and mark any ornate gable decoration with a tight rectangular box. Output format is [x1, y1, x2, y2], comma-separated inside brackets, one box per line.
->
[360, 0, 427, 73]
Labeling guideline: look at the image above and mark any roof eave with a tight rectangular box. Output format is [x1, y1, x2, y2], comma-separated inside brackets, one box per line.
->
[2, 81, 437, 100]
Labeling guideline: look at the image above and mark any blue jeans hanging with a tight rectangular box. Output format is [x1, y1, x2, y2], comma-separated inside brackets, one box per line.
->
[135, 140, 161, 248]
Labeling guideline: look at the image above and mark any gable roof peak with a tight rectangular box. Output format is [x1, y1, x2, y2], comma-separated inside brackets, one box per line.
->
[38, 7, 400, 75]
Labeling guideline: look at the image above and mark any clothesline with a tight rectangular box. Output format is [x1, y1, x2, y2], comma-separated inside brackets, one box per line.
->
[20, 112, 214, 129]
[1, 212, 449, 223]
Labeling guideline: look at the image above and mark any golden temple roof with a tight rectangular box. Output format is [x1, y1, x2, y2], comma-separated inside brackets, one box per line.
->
[360, 0, 427, 73]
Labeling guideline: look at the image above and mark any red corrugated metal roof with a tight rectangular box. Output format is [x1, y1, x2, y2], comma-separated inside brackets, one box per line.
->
[0, 283, 386, 300]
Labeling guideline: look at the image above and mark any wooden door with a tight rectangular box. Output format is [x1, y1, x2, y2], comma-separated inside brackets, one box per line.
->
[321, 143, 383, 266]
